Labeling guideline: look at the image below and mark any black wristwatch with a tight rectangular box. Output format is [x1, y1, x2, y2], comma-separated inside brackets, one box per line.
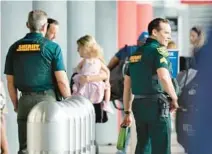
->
[124, 111, 131, 115]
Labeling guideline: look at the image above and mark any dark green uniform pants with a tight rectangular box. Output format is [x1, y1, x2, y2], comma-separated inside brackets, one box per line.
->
[132, 97, 171, 154]
[17, 90, 56, 154]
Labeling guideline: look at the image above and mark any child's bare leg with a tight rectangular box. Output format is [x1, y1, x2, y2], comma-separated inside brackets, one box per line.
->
[104, 88, 111, 103]
[1, 115, 9, 154]
[102, 84, 114, 114]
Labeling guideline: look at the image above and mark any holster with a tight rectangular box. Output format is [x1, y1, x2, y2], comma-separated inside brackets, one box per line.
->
[158, 94, 170, 118]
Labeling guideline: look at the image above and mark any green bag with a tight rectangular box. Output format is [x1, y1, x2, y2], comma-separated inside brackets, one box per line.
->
[116, 126, 129, 150]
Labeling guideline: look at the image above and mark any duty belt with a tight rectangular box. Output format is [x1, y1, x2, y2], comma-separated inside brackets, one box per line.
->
[21, 90, 49, 96]
[134, 94, 161, 99]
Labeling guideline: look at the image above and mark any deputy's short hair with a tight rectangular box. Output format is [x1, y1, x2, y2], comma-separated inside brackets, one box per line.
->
[148, 18, 169, 36]
[27, 10, 48, 31]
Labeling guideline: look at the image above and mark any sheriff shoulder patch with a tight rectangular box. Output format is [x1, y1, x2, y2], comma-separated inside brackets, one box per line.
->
[157, 47, 168, 57]
[160, 57, 168, 64]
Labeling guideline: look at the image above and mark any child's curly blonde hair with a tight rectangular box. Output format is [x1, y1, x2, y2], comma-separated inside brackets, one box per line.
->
[167, 40, 177, 49]
[77, 35, 105, 63]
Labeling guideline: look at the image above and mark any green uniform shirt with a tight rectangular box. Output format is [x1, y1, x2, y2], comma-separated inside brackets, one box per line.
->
[4, 32, 65, 92]
[126, 38, 171, 95]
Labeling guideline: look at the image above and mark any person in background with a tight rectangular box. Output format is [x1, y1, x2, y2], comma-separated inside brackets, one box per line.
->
[189, 26, 205, 68]
[108, 31, 149, 70]
[0, 80, 9, 154]
[188, 27, 212, 154]
[74, 35, 114, 119]
[45, 18, 59, 41]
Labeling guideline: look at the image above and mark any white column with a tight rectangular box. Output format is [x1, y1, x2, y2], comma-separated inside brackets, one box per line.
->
[95, 1, 119, 145]
[1, 2, 33, 153]
[0, 2, 1, 77]
[33, 1, 68, 68]
[178, 5, 190, 57]
[67, 1, 96, 78]
[95, 1, 117, 64]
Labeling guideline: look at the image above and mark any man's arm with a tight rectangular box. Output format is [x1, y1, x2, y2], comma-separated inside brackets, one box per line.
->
[123, 75, 134, 111]
[157, 68, 178, 101]
[6, 75, 18, 110]
[107, 56, 119, 70]
[4, 45, 18, 111]
[108, 47, 126, 70]
[154, 49, 178, 113]
[154, 48, 178, 111]
[54, 71, 71, 98]
[53, 45, 71, 98]
[121, 74, 134, 126]
[154, 48, 178, 101]
[79, 71, 108, 85]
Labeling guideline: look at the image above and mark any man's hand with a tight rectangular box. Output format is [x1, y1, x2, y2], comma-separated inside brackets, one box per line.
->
[157, 68, 178, 110]
[54, 71, 71, 98]
[79, 75, 89, 85]
[170, 99, 179, 112]
[14, 105, 18, 113]
[121, 114, 132, 127]
[79, 72, 108, 85]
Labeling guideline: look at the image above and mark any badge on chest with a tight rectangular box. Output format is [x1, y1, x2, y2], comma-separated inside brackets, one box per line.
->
[157, 47, 168, 57]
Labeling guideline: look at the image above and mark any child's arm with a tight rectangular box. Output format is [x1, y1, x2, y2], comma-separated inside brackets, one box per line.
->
[76, 59, 85, 73]
[100, 62, 110, 81]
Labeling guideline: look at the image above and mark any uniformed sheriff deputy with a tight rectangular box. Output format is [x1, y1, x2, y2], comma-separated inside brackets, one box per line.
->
[4, 10, 71, 154]
[107, 31, 151, 154]
[122, 18, 179, 154]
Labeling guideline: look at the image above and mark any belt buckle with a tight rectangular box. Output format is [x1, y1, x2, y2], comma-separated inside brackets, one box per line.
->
[22, 91, 46, 95]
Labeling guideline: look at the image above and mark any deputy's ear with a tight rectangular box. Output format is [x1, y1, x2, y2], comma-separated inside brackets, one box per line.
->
[41, 23, 47, 31]
[152, 29, 158, 37]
